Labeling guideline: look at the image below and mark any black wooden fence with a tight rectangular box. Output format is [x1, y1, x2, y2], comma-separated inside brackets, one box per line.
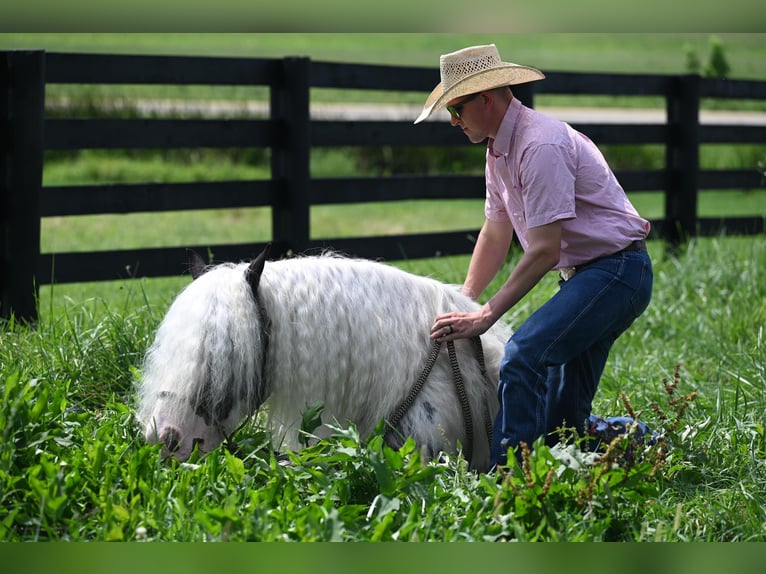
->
[2, 50, 766, 321]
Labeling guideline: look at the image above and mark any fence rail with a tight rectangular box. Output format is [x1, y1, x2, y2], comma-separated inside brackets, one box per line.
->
[2, 50, 765, 321]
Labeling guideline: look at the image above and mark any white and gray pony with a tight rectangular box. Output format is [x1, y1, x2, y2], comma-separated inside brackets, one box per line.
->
[135, 246, 512, 470]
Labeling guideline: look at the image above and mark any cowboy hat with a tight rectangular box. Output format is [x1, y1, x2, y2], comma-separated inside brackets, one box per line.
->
[414, 44, 545, 124]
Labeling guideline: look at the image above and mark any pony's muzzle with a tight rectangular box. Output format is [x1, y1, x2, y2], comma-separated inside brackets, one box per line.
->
[154, 426, 207, 460]
[159, 427, 181, 453]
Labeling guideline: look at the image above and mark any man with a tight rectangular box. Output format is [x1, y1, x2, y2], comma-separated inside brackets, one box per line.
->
[414, 44, 653, 470]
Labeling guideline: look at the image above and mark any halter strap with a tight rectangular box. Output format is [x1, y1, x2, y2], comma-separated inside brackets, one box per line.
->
[221, 285, 272, 453]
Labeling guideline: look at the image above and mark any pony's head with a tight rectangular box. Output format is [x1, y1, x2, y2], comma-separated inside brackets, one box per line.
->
[136, 246, 271, 460]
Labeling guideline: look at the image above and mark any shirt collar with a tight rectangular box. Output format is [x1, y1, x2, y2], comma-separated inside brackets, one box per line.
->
[488, 97, 522, 158]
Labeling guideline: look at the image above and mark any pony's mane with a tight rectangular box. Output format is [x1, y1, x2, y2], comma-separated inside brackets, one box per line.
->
[137, 262, 265, 429]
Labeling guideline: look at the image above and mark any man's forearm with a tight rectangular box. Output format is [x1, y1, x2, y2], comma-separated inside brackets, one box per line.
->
[462, 220, 513, 300]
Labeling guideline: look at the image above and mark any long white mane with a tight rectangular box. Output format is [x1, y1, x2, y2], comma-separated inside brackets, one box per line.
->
[137, 262, 265, 439]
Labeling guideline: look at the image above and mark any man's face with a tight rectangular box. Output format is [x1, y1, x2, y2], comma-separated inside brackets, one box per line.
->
[446, 92, 488, 144]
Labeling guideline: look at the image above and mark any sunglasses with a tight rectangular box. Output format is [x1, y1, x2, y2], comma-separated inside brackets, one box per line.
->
[446, 92, 481, 119]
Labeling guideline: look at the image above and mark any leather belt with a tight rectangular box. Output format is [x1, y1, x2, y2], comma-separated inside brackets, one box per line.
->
[559, 239, 647, 282]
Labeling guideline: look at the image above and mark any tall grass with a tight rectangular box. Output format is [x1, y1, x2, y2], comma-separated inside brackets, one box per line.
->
[2, 235, 764, 541]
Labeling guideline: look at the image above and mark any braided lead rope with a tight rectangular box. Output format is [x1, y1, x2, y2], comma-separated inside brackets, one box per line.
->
[384, 340, 442, 445]
[446, 340, 474, 465]
[385, 336, 496, 467]
[470, 336, 494, 444]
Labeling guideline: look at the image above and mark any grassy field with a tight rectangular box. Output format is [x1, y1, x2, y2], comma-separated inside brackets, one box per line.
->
[2, 33, 765, 543]
[2, 236, 765, 541]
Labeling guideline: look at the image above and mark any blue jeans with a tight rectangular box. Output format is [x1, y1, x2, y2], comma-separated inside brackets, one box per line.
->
[489, 249, 653, 469]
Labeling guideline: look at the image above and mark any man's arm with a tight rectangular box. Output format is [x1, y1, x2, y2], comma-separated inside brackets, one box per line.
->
[431, 219, 562, 341]
[482, 219, 562, 325]
[461, 218, 514, 300]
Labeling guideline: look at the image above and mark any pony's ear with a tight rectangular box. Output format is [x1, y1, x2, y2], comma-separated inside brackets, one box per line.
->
[246, 243, 271, 294]
[187, 249, 208, 280]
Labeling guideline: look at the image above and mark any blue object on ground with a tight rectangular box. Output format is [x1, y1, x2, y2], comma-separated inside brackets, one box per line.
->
[586, 415, 658, 451]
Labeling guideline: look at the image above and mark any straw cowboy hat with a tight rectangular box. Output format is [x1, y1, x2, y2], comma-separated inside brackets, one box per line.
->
[414, 44, 545, 124]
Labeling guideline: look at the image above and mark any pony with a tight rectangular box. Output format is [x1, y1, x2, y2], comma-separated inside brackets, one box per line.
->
[135, 246, 512, 470]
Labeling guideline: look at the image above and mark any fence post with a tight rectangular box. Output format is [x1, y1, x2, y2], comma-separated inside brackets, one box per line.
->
[665, 74, 700, 249]
[0, 51, 45, 322]
[271, 57, 311, 256]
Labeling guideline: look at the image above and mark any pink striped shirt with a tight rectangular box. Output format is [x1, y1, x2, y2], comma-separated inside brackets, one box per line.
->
[485, 98, 650, 269]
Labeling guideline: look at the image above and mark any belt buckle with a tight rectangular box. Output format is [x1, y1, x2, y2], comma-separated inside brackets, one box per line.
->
[559, 267, 577, 281]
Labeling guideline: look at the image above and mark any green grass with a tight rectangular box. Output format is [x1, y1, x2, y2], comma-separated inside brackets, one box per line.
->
[2, 235, 765, 541]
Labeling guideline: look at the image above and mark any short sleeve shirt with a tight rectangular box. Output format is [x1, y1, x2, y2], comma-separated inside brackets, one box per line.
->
[485, 98, 650, 269]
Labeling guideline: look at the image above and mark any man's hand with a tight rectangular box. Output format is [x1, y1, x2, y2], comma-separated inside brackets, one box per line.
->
[430, 305, 495, 342]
